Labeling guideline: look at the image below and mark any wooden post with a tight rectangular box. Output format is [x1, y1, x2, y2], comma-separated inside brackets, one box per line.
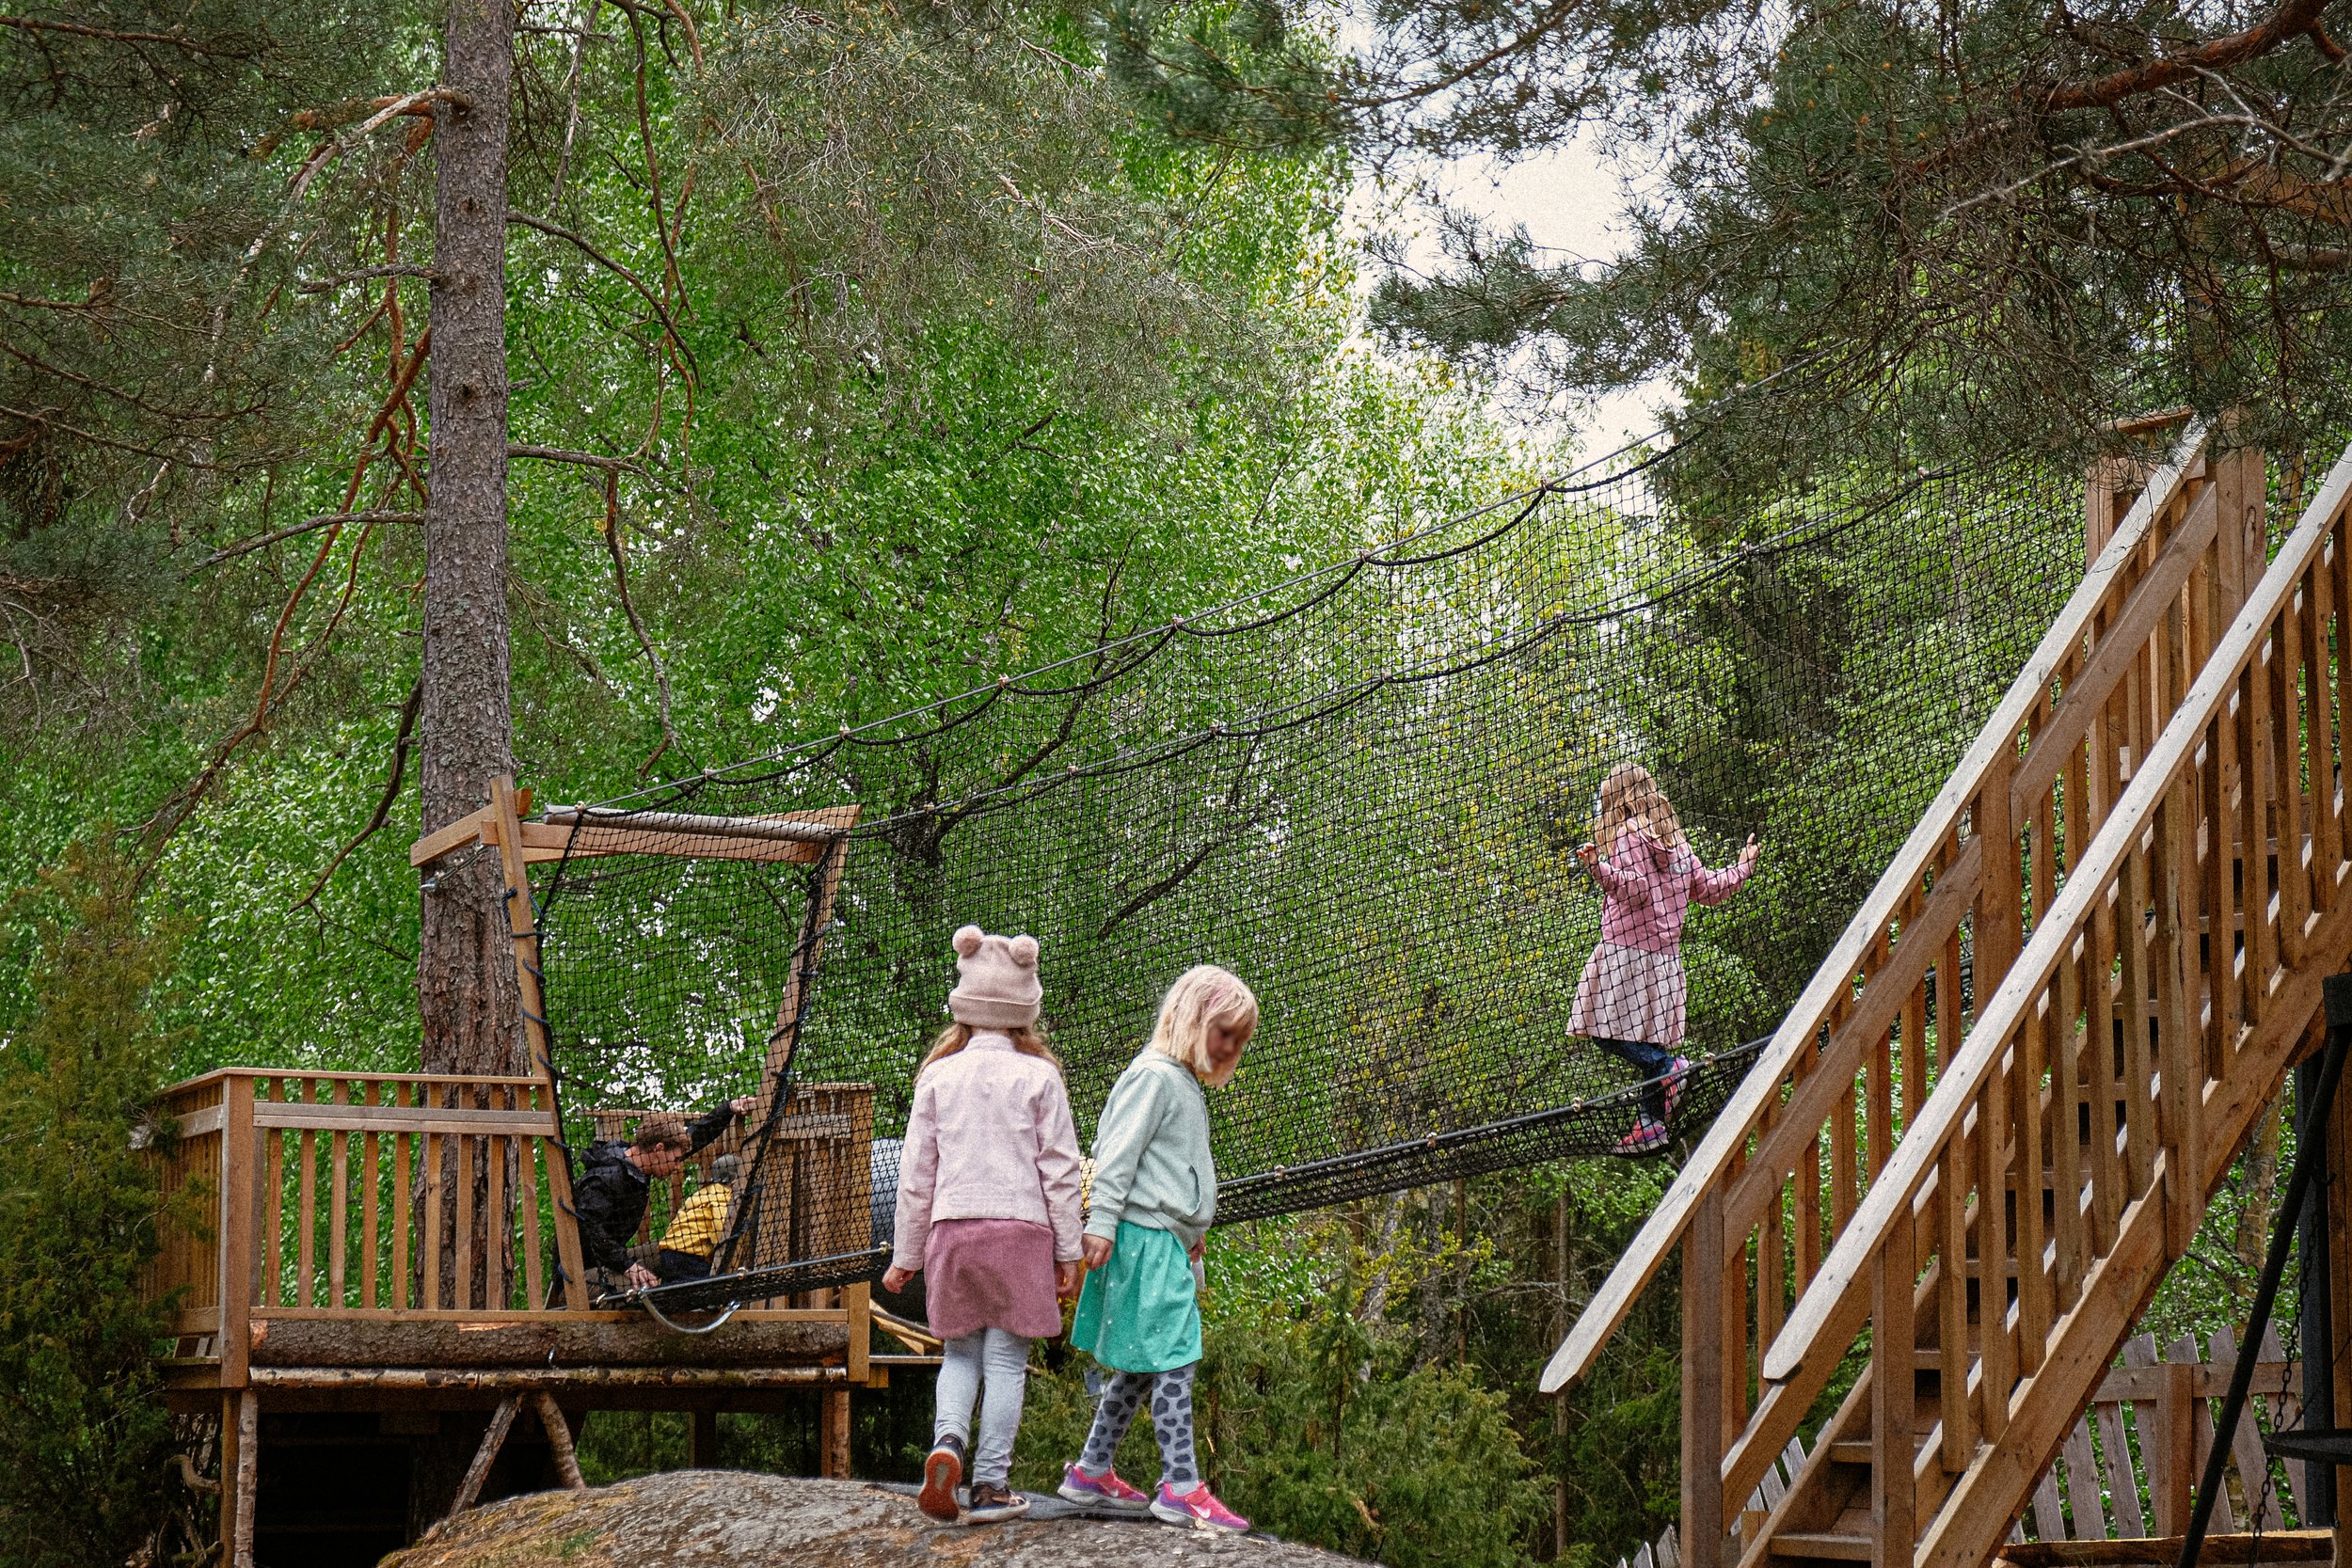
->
[450, 1396, 520, 1517]
[530, 1393, 586, 1490]
[1870, 1209, 1916, 1568]
[219, 1077, 256, 1388]
[227, 1390, 257, 1568]
[744, 826, 857, 1273]
[1681, 1188, 1725, 1568]
[489, 774, 590, 1308]
[691, 1408, 721, 1469]
[821, 1389, 852, 1480]
[846, 1280, 871, 1386]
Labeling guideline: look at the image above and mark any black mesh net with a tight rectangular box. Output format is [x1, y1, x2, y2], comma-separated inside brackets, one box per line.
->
[532, 425, 2089, 1307]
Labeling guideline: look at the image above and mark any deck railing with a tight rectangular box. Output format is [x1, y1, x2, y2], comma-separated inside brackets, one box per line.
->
[150, 1069, 577, 1362]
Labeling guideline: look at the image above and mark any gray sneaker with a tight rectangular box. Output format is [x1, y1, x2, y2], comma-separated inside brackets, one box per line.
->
[964, 1481, 1031, 1523]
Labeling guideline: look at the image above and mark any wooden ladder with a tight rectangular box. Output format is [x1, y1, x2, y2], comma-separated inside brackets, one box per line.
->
[1545, 423, 2352, 1568]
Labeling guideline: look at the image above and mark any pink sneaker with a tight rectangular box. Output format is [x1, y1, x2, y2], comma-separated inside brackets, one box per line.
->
[1662, 1056, 1692, 1120]
[1614, 1115, 1669, 1155]
[1058, 1462, 1151, 1513]
[1152, 1481, 1250, 1532]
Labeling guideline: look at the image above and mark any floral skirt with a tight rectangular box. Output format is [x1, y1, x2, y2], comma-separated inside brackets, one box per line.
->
[1567, 941, 1688, 1049]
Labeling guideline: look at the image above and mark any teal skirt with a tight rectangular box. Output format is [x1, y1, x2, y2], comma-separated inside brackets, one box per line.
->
[1069, 1221, 1202, 1372]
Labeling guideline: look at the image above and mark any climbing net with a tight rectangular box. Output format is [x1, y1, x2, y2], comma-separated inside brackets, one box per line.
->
[535, 420, 2086, 1301]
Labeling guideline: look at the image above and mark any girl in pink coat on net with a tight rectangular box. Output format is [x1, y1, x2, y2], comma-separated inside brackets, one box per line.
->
[1570, 763, 1759, 1154]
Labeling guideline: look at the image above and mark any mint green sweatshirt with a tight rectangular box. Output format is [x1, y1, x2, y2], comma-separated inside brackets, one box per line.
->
[1085, 1048, 1216, 1248]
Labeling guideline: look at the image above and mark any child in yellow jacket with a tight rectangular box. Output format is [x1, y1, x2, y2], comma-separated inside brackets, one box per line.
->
[655, 1153, 739, 1282]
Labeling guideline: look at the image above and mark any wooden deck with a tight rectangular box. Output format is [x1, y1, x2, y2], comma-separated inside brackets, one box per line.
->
[144, 1066, 915, 1565]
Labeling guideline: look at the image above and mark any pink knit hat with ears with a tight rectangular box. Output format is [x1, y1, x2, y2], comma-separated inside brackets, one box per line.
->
[947, 926, 1042, 1029]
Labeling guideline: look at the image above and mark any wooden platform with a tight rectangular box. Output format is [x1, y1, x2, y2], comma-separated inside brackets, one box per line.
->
[142, 1066, 914, 1565]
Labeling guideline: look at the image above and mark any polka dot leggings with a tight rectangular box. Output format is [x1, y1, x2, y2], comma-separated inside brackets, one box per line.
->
[1077, 1362, 1200, 1489]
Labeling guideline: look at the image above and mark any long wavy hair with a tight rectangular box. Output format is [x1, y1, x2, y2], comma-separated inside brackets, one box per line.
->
[1596, 762, 1689, 856]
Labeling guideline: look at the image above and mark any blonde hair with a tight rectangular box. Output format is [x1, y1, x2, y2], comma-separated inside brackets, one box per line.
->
[1150, 965, 1259, 1087]
[920, 1020, 1060, 1073]
[1596, 762, 1688, 856]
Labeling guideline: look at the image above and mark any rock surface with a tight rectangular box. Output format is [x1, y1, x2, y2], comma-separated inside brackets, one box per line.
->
[383, 1472, 1372, 1568]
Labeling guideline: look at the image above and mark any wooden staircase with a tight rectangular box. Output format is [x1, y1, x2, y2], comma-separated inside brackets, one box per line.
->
[1545, 422, 2352, 1568]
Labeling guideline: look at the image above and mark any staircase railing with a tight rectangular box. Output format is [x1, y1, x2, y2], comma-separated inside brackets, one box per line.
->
[1540, 422, 2271, 1544]
[1756, 438, 2352, 1568]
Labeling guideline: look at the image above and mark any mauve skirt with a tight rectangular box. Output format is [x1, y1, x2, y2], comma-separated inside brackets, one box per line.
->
[924, 1217, 1062, 1340]
[1567, 940, 1689, 1049]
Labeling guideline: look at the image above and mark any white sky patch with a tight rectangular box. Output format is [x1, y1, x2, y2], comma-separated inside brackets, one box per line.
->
[1347, 129, 1677, 462]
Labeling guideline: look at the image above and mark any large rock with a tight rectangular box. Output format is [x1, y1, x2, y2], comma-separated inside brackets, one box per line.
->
[383, 1472, 1371, 1567]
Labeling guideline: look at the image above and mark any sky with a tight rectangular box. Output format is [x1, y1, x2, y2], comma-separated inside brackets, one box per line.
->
[1354, 137, 1672, 464]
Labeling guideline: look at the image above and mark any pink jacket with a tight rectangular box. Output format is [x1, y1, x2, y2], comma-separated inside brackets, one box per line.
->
[1591, 832, 1754, 954]
[890, 1031, 1085, 1271]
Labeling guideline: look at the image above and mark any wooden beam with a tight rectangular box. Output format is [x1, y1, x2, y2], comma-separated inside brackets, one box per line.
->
[221, 1389, 257, 1568]
[248, 1365, 858, 1389]
[410, 805, 497, 867]
[821, 1388, 852, 1479]
[691, 1408, 720, 1468]
[251, 1102, 558, 1135]
[744, 822, 861, 1271]
[490, 775, 590, 1310]
[245, 1313, 850, 1367]
[1996, 1532, 2329, 1567]
[449, 1396, 520, 1516]
[542, 804, 853, 843]
[531, 1392, 586, 1490]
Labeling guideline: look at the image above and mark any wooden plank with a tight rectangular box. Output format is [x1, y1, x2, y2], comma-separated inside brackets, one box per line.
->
[2212, 1326, 2285, 1533]
[392, 1096, 412, 1312]
[2058, 1418, 2100, 1538]
[230, 1389, 258, 1568]
[421, 1119, 444, 1313]
[2030, 1469, 2068, 1544]
[2095, 1396, 2147, 1538]
[2015, 995, 2051, 1372]
[520, 1125, 546, 1310]
[541, 803, 855, 843]
[251, 1102, 560, 1134]
[455, 1113, 476, 1312]
[1976, 1050, 2013, 1443]
[490, 774, 591, 1310]
[486, 1123, 507, 1310]
[1996, 1533, 2331, 1566]
[821, 1388, 852, 1479]
[262, 1084, 284, 1310]
[295, 1115, 316, 1311]
[1682, 1185, 1726, 1557]
[1870, 1208, 1916, 1568]
[220, 1080, 256, 1387]
[408, 805, 496, 868]
[514, 822, 826, 864]
[1939, 1139, 1972, 1472]
[449, 1395, 519, 1516]
[360, 1083, 380, 1311]
[248, 1364, 860, 1389]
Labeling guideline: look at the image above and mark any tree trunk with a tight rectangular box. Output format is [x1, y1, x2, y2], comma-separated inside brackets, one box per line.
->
[419, 0, 522, 1082]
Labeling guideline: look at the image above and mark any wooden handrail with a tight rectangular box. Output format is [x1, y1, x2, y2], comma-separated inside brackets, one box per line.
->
[1765, 439, 2352, 1383]
[1541, 422, 2213, 1397]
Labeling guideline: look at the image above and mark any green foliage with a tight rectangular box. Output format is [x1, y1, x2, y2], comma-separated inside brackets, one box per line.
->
[0, 838, 187, 1567]
[1012, 1216, 1547, 1567]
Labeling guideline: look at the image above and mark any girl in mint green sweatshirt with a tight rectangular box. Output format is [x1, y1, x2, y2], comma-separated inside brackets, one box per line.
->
[1058, 964, 1257, 1533]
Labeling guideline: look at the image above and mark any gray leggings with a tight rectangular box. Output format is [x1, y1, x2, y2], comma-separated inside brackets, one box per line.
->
[934, 1328, 1030, 1486]
[1077, 1362, 1200, 1489]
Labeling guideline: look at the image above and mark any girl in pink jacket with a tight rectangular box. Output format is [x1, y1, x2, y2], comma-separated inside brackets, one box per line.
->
[1570, 763, 1759, 1154]
[883, 926, 1084, 1525]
